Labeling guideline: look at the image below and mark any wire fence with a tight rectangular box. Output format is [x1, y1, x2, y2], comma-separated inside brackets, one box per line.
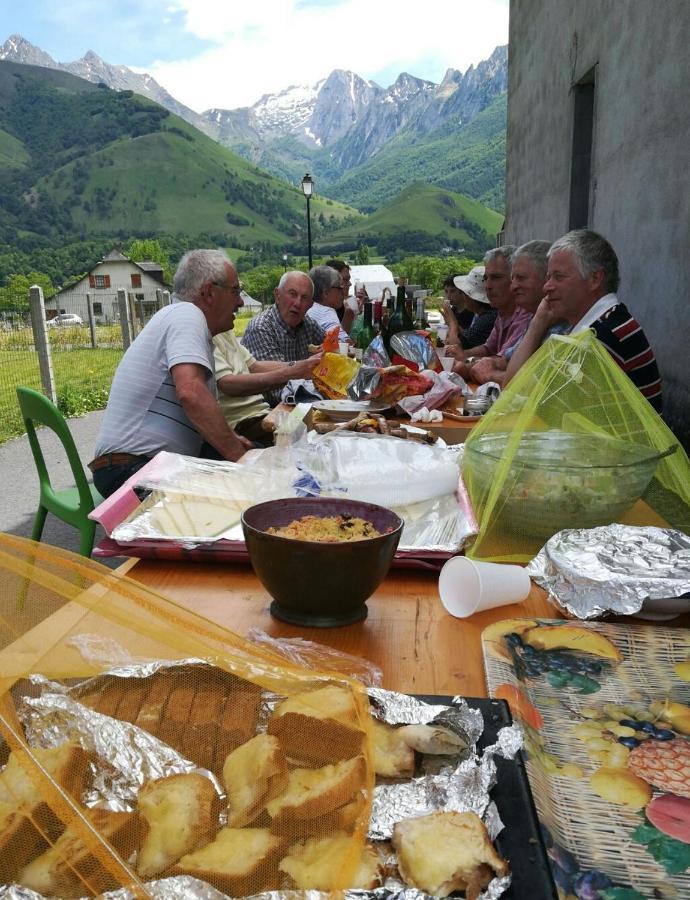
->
[0, 287, 166, 443]
[0, 287, 264, 446]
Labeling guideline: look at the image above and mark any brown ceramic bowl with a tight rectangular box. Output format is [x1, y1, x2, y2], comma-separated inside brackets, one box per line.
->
[241, 497, 403, 627]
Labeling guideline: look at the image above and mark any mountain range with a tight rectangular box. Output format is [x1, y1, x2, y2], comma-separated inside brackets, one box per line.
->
[0, 34, 507, 211]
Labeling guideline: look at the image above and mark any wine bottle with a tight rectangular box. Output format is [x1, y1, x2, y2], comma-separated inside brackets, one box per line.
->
[356, 302, 376, 356]
[414, 297, 427, 329]
[386, 278, 414, 351]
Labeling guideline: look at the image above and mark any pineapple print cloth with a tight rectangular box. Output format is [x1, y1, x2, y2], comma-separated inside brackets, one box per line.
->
[483, 618, 690, 899]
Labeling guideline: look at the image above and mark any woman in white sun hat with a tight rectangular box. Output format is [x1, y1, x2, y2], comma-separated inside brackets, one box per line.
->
[441, 265, 497, 349]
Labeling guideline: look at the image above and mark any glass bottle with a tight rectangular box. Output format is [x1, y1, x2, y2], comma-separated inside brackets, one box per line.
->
[414, 297, 427, 330]
[356, 302, 376, 357]
[386, 278, 414, 351]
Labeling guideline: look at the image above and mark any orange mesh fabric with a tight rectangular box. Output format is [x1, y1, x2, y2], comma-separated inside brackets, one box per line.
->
[0, 533, 375, 897]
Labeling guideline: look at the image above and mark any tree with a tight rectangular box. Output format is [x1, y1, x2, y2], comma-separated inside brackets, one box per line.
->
[356, 244, 370, 265]
[0, 271, 54, 314]
[126, 239, 172, 282]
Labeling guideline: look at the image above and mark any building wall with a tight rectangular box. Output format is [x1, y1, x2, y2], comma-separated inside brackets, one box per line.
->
[505, 0, 690, 445]
[54, 261, 166, 321]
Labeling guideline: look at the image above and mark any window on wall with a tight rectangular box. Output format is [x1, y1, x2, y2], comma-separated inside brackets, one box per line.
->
[131, 273, 142, 288]
[569, 67, 596, 229]
[93, 274, 110, 289]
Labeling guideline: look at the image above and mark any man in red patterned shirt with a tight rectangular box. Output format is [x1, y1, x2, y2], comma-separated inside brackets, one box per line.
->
[507, 230, 662, 412]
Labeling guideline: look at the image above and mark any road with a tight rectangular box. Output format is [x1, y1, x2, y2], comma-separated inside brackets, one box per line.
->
[0, 409, 126, 568]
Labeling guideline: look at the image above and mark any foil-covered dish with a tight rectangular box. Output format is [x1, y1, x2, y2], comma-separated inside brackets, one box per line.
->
[0, 658, 525, 900]
[527, 524, 690, 619]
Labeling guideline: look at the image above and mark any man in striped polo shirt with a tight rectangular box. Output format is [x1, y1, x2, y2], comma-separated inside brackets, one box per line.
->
[506, 229, 662, 412]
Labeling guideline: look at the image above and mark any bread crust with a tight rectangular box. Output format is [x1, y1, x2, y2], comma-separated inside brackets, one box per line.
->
[223, 733, 288, 827]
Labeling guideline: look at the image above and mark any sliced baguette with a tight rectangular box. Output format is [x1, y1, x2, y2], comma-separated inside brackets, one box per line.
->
[222, 733, 288, 827]
[280, 831, 381, 890]
[137, 772, 219, 878]
[371, 719, 415, 778]
[266, 755, 365, 829]
[172, 826, 284, 895]
[392, 811, 509, 900]
[0, 742, 91, 884]
[268, 685, 365, 765]
[18, 807, 139, 899]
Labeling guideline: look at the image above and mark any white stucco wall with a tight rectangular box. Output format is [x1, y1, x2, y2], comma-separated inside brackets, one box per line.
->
[505, 0, 690, 445]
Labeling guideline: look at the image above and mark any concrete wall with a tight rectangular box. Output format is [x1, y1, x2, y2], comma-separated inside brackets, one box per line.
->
[505, 0, 690, 446]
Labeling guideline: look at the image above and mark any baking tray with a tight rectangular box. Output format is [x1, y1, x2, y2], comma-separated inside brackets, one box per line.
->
[93, 536, 454, 572]
[417, 695, 556, 900]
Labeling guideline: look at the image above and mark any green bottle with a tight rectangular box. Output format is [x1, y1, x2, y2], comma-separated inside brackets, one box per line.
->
[386, 278, 414, 351]
[356, 302, 376, 356]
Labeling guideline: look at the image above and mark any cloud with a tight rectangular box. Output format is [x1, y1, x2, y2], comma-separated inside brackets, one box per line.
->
[146, 0, 508, 112]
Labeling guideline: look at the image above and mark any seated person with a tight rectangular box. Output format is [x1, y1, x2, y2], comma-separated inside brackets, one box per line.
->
[241, 271, 325, 406]
[470, 240, 551, 385]
[214, 331, 322, 447]
[441, 273, 475, 331]
[325, 259, 359, 329]
[441, 267, 497, 350]
[505, 229, 662, 410]
[306, 265, 352, 340]
[90, 249, 253, 498]
[445, 246, 531, 381]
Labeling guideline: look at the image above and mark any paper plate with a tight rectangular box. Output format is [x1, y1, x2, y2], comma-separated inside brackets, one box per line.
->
[311, 399, 392, 421]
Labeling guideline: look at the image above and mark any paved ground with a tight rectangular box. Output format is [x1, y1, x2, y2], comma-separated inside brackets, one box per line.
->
[0, 409, 127, 568]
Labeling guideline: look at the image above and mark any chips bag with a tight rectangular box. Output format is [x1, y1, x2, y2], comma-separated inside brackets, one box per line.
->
[312, 352, 360, 399]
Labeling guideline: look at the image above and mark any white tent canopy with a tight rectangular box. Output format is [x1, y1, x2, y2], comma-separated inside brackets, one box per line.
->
[240, 289, 262, 309]
[348, 264, 396, 300]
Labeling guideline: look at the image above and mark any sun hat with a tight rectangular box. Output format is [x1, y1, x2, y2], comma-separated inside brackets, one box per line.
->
[453, 266, 489, 305]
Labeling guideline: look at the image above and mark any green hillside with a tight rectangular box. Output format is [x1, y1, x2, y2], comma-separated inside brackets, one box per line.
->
[327, 93, 507, 213]
[0, 60, 359, 247]
[322, 182, 503, 257]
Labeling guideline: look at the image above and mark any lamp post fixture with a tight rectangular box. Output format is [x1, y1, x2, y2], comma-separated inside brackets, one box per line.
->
[301, 173, 314, 269]
[282, 253, 288, 271]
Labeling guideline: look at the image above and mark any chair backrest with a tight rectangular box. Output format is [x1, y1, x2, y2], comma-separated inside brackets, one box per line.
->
[16, 386, 95, 512]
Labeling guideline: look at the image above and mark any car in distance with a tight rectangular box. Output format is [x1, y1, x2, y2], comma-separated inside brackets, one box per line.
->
[48, 313, 83, 327]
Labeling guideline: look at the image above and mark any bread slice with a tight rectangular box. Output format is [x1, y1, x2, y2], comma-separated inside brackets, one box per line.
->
[222, 733, 288, 827]
[279, 832, 381, 889]
[172, 826, 284, 895]
[136, 773, 219, 878]
[18, 807, 139, 898]
[267, 685, 365, 765]
[0, 742, 91, 884]
[371, 719, 415, 778]
[392, 811, 509, 899]
[266, 755, 366, 829]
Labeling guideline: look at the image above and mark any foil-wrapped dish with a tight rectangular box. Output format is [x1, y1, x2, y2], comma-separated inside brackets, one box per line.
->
[0, 660, 529, 899]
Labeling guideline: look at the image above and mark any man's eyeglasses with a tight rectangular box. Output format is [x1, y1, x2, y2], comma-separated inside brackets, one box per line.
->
[213, 281, 244, 296]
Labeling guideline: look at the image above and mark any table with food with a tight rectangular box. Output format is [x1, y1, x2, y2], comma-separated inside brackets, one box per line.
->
[1, 328, 690, 899]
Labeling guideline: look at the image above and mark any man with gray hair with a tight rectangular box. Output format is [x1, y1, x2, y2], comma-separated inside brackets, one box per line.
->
[506, 229, 662, 410]
[306, 265, 351, 341]
[241, 271, 325, 406]
[90, 249, 252, 497]
[445, 245, 531, 381]
[471, 240, 553, 385]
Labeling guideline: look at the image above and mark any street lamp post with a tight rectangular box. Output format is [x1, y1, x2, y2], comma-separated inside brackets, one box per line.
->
[301, 173, 314, 269]
[282, 253, 288, 271]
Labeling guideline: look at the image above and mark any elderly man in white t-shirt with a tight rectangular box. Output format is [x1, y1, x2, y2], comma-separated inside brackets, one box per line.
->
[90, 249, 254, 497]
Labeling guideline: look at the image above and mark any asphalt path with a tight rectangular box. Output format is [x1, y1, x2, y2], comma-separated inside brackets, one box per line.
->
[0, 409, 126, 568]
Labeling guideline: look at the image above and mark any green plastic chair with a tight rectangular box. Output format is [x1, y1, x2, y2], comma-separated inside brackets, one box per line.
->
[16, 386, 103, 557]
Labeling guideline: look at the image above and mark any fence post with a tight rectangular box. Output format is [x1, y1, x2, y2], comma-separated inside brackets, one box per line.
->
[29, 285, 57, 403]
[162, 290, 171, 306]
[86, 291, 97, 349]
[117, 288, 133, 350]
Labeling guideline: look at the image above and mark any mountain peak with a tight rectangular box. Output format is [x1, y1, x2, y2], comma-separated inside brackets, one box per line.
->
[0, 33, 56, 67]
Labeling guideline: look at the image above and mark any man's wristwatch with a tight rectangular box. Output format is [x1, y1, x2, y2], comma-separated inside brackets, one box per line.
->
[466, 356, 478, 365]
[288, 361, 296, 367]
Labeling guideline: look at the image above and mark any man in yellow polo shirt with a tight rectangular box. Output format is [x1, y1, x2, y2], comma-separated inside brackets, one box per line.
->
[213, 329, 322, 447]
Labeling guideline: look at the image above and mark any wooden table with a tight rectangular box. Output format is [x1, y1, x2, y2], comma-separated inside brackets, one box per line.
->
[264, 401, 478, 444]
[123, 558, 556, 697]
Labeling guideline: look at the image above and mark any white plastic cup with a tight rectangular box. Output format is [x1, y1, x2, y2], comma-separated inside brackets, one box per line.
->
[439, 355, 455, 372]
[339, 341, 349, 356]
[438, 557, 531, 618]
[436, 324, 449, 342]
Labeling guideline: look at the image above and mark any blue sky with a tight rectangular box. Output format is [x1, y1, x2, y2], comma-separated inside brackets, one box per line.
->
[1, 0, 509, 111]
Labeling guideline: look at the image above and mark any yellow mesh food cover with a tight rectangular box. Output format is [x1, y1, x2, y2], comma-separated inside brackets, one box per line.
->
[462, 330, 690, 562]
[0, 534, 375, 897]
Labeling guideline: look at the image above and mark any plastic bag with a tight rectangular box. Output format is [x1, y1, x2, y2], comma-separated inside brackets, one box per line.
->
[462, 330, 690, 562]
[0, 532, 374, 897]
[311, 351, 360, 399]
